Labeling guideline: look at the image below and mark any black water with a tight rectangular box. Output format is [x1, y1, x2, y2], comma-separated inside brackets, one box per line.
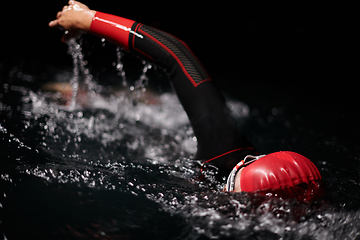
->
[1, 20, 359, 240]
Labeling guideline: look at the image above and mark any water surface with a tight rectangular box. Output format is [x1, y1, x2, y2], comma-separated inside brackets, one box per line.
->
[1, 39, 360, 240]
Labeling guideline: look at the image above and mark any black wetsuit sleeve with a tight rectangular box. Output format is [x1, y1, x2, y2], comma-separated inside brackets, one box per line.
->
[127, 23, 257, 176]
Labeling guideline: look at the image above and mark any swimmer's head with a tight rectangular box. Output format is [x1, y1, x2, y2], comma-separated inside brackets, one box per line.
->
[225, 151, 323, 201]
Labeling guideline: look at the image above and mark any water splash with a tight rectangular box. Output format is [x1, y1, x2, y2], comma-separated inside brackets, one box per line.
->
[134, 60, 152, 90]
[115, 47, 127, 87]
[66, 39, 95, 110]
[66, 39, 80, 109]
[5, 38, 360, 240]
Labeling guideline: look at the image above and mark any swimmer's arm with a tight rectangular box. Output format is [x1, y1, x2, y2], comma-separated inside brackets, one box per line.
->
[49, 1, 255, 172]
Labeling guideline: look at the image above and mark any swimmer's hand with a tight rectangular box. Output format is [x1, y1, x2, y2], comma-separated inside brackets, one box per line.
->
[49, 0, 96, 43]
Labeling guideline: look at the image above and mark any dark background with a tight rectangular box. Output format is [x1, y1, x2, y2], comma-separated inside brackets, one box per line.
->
[0, 1, 357, 146]
[1, 1, 354, 84]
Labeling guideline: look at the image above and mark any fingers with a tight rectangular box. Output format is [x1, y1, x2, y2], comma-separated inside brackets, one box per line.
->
[57, 10, 62, 19]
[49, 1, 90, 39]
[49, 19, 59, 28]
[69, 1, 81, 6]
[49, 4, 68, 30]
[49, 10, 62, 28]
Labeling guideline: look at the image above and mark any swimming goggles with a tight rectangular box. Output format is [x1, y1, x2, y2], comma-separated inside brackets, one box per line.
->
[225, 154, 266, 192]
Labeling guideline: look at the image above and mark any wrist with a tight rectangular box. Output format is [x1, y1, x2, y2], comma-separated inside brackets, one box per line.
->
[81, 10, 96, 32]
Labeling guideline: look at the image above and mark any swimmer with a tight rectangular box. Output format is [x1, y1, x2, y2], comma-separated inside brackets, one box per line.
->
[49, 1, 323, 201]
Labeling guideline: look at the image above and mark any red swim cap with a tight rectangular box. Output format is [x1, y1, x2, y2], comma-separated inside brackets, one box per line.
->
[228, 151, 323, 201]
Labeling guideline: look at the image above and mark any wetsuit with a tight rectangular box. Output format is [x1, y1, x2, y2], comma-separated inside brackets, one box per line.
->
[90, 12, 258, 177]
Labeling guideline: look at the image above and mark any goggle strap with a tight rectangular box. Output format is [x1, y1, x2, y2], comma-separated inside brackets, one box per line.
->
[225, 154, 266, 192]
